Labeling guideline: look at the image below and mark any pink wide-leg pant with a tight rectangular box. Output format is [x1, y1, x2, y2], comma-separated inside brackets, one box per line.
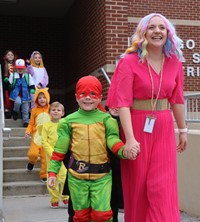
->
[120, 109, 180, 222]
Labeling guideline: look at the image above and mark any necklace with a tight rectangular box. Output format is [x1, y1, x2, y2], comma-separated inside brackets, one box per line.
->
[147, 57, 164, 112]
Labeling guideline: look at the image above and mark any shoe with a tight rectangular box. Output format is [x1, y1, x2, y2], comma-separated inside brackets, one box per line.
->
[51, 202, 59, 209]
[23, 122, 28, 127]
[5, 111, 12, 119]
[41, 178, 47, 183]
[63, 199, 69, 205]
[26, 163, 34, 171]
[12, 111, 19, 121]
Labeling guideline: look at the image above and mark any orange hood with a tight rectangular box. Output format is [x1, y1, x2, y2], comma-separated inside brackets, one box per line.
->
[34, 88, 50, 109]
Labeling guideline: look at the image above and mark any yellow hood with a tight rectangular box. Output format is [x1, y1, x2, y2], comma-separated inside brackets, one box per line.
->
[30, 51, 44, 68]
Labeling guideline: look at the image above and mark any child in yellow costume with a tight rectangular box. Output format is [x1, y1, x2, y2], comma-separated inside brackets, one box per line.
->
[42, 101, 69, 208]
[25, 88, 50, 182]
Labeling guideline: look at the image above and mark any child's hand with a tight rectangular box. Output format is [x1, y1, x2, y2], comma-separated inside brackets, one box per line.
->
[36, 84, 42, 89]
[123, 148, 137, 160]
[109, 108, 119, 117]
[25, 132, 31, 138]
[123, 138, 140, 160]
[48, 177, 56, 190]
[26, 59, 31, 65]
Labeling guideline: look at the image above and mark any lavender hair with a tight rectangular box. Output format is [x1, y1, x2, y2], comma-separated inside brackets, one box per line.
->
[125, 13, 184, 62]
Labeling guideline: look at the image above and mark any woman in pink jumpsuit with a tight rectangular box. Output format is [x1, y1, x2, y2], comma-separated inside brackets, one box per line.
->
[106, 13, 188, 222]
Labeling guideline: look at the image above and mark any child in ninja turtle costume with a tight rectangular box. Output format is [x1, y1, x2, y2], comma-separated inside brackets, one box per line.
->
[48, 76, 134, 222]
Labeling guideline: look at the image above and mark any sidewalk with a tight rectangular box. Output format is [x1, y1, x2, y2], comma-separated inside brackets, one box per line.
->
[2, 195, 200, 222]
[2, 195, 124, 222]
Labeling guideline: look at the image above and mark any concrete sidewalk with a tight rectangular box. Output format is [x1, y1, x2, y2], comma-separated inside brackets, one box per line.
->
[2, 195, 200, 222]
[2, 195, 124, 222]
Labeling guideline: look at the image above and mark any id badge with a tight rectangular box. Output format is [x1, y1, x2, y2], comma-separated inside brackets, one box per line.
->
[144, 115, 156, 133]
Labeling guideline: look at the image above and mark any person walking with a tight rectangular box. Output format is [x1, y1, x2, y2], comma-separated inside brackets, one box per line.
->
[26, 51, 49, 109]
[25, 88, 50, 182]
[2, 50, 17, 118]
[48, 76, 134, 222]
[4, 58, 35, 126]
[106, 13, 188, 222]
[42, 101, 69, 209]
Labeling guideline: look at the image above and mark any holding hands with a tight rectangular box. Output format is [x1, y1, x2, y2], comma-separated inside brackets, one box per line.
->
[123, 138, 140, 160]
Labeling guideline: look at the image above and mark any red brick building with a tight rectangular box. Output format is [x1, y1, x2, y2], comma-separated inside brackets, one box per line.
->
[0, 0, 199, 113]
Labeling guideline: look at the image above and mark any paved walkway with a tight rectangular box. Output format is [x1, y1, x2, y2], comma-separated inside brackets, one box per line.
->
[2, 195, 200, 222]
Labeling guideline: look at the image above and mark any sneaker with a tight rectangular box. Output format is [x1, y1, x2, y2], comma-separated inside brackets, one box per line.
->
[12, 111, 19, 121]
[26, 163, 34, 171]
[41, 178, 47, 183]
[51, 202, 59, 209]
[63, 199, 69, 205]
[23, 122, 28, 127]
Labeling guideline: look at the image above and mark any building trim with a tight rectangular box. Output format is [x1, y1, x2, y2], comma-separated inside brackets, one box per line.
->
[128, 17, 200, 26]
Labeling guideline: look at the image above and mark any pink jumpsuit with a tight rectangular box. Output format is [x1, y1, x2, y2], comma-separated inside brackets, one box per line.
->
[106, 53, 184, 222]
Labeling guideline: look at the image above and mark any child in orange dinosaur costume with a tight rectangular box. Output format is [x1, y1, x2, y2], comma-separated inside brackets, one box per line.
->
[25, 88, 51, 182]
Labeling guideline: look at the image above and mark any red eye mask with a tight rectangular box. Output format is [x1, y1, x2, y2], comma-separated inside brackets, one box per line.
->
[76, 76, 102, 99]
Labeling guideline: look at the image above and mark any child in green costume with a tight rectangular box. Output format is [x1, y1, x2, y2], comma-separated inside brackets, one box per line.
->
[48, 76, 136, 222]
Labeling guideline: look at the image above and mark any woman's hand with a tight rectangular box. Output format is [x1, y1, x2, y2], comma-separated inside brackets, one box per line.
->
[123, 138, 140, 160]
[177, 133, 187, 153]
[171, 104, 187, 153]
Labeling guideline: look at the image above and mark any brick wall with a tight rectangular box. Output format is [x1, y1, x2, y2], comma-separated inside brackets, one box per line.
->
[65, 0, 106, 82]
[0, 0, 199, 112]
[0, 15, 67, 106]
[127, 0, 200, 92]
[128, 0, 199, 20]
[180, 26, 200, 91]
[66, 0, 131, 107]
[105, 0, 129, 64]
[62, 0, 106, 112]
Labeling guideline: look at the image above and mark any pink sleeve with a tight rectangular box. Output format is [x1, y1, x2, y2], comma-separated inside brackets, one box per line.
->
[26, 65, 34, 76]
[106, 56, 134, 108]
[168, 62, 184, 104]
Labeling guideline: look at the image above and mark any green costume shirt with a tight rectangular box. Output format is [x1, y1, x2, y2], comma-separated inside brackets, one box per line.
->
[48, 108, 125, 180]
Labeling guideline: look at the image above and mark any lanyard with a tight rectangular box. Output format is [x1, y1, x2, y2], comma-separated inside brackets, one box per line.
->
[147, 57, 164, 112]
